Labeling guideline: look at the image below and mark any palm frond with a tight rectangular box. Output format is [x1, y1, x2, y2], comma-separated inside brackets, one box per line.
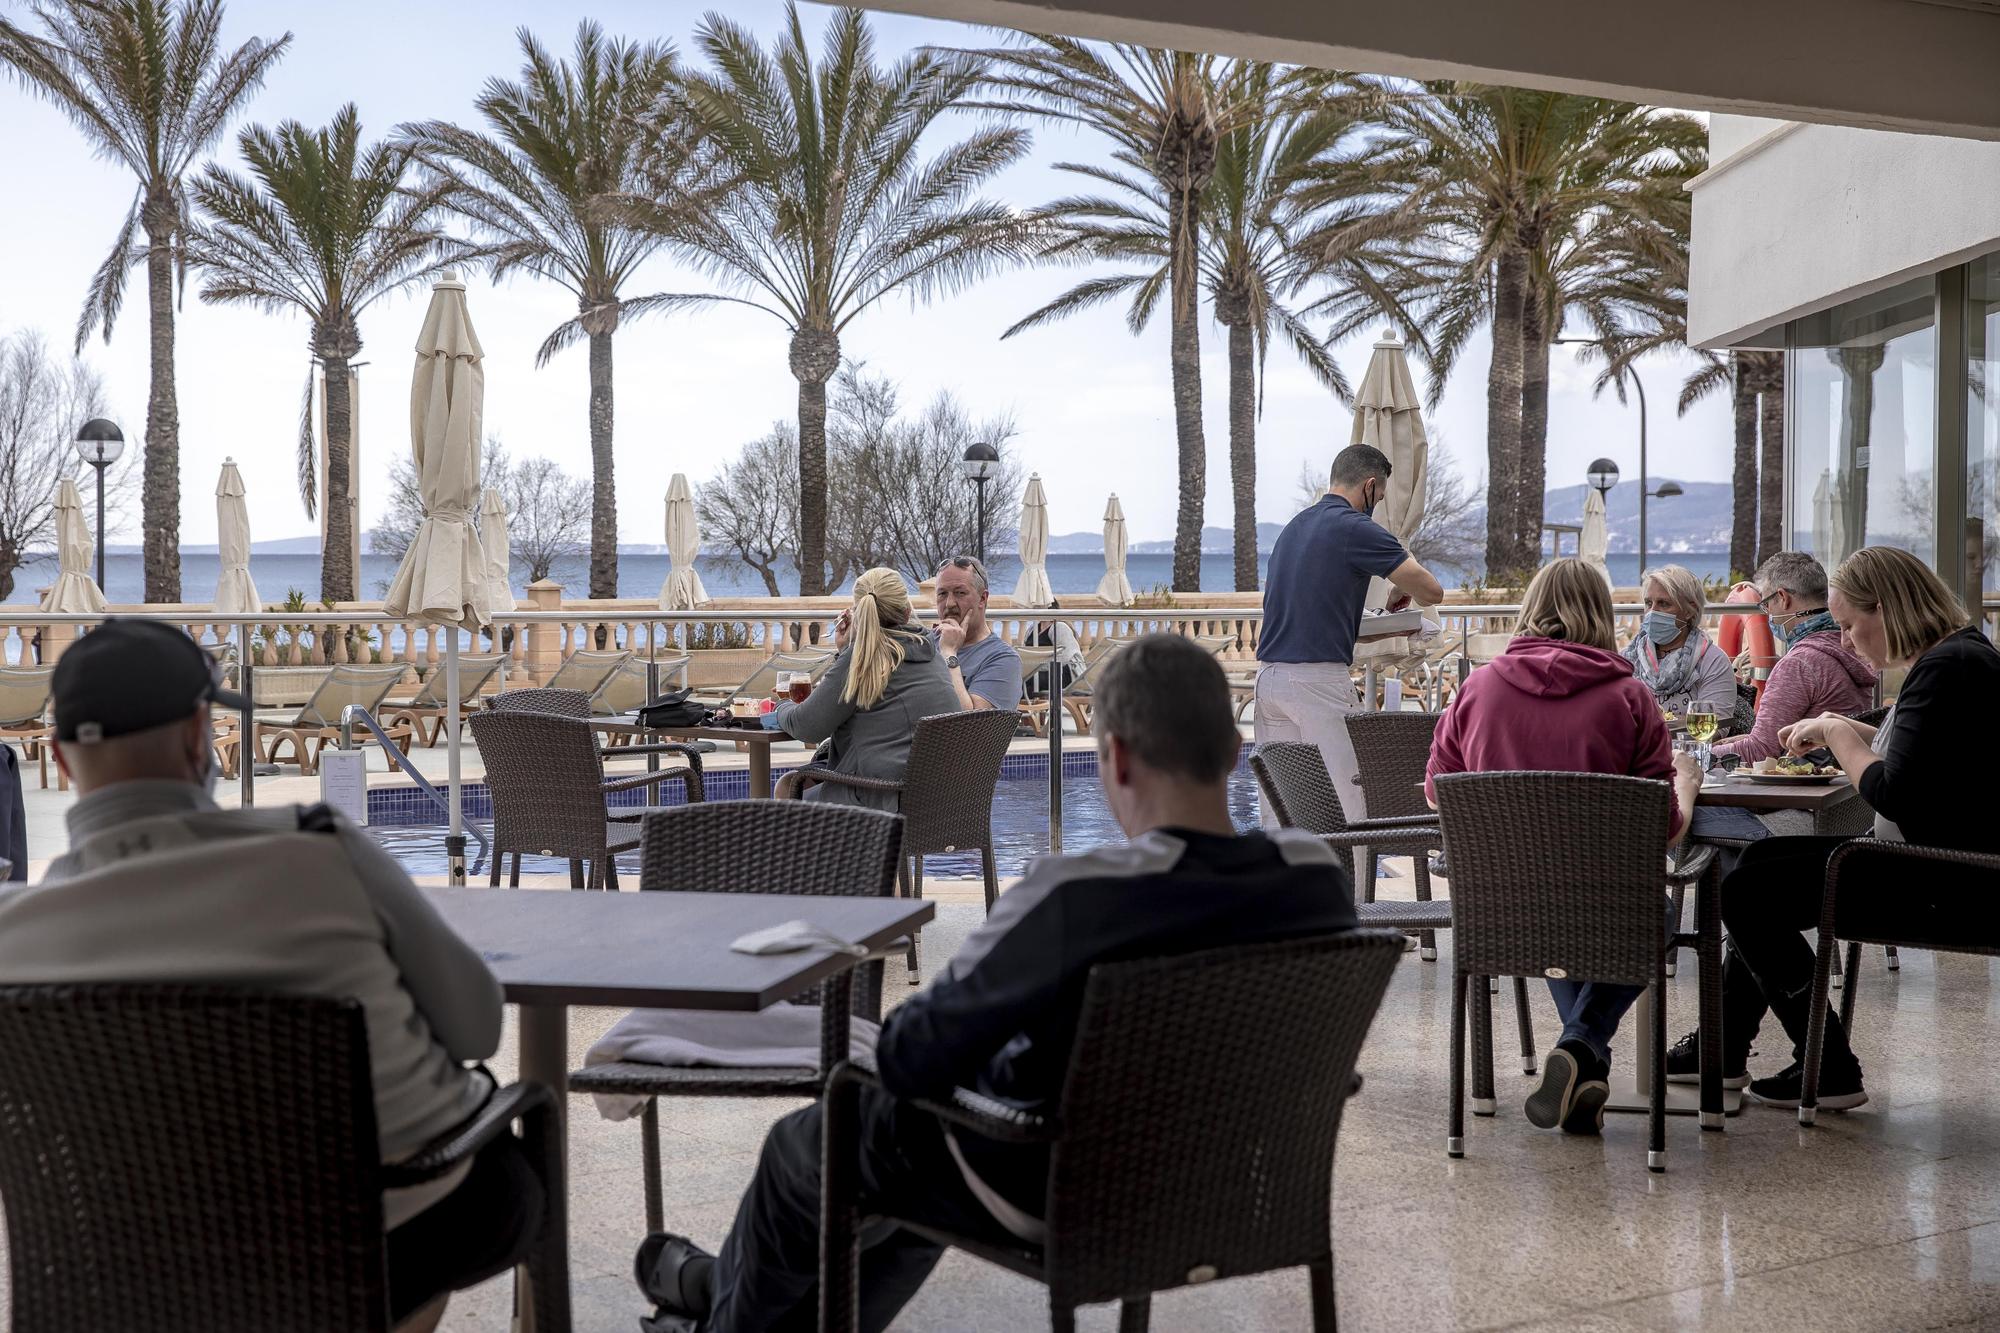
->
[296, 364, 317, 520]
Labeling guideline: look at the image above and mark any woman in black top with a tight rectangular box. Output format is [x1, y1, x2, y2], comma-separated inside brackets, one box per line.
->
[1664, 546, 2000, 1110]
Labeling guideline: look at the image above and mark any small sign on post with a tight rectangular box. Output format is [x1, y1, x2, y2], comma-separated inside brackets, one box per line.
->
[318, 748, 368, 826]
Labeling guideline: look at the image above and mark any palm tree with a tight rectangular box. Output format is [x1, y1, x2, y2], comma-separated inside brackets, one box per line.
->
[189, 104, 467, 603]
[639, 4, 1029, 596]
[976, 38, 1261, 592]
[401, 23, 702, 600]
[0, 0, 288, 602]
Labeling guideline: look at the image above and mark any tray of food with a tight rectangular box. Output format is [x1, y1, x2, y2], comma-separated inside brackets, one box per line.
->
[1745, 755, 1843, 785]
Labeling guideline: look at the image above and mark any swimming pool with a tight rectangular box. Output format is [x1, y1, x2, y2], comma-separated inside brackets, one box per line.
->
[365, 751, 1266, 879]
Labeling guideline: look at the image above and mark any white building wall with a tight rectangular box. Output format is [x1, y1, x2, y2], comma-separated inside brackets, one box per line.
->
[1688, 114, 2000, 348]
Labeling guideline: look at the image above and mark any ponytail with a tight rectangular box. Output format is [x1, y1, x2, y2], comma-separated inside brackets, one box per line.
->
[843, 568, 915, 709]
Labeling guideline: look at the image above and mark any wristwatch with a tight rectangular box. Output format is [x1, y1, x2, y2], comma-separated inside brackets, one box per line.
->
[945, 655, 960, 670]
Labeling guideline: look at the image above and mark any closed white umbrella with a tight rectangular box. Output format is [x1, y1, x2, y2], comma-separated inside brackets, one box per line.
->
[479, 483, 515, 614]
[383, 270, 491, 883]
[214, 458, 262, 614]
[659, 472, 708, 610]
[1812, 468, 1854, 566]
[43, 477, 105, 613]
[1096, 493, 1132, 605]
[1352, 331, 1430, 610]
[1580, 486, 1613, 590]
[1013, 473, 1054, 607]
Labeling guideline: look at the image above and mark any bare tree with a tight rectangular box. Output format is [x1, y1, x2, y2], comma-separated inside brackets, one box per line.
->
[697, 422, 799, 596]
[0, 330, 116, 601]
[1292, 449, 1480, 578]
[370, 437, 506, 572]
[370, 438, 582, 588]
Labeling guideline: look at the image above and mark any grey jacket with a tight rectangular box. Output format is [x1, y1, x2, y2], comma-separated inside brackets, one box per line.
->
[772, 629, 962, 812]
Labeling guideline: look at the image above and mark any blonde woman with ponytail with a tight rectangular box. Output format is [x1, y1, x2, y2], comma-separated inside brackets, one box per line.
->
[768, 568, 961, 811]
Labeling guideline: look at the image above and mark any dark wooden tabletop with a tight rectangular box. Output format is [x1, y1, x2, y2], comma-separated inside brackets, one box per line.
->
[426, 888, 933, 1010]
[591, 717, 783, 744]
[1695, 773, 1861, 813]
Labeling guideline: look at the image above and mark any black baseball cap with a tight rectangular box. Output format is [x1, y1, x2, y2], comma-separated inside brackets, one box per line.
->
[52, 620, 250, 744]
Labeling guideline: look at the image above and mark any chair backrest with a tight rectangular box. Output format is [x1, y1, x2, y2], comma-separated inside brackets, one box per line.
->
[490, 687, 594, 719]
[1014, 646, 1057, 697]
[1042, 931, 1405, 1311]
[728, 649, 838, 704]
[292, 663, 412, 728]
[467, 710, 609, 859]
[592, 654, 691, 716]
[0, 984, 390, 1333]
[1433, 771, 1672, 985]
[545, 648, 631, 698]
[637, 802, 905, 1020]
[409, 653, 508, 707]
[0, 665, 54, 727]
[1190, 633, 1236, 658]
[1062, 637, 1132, 699]
[1248, 742, 1358, 880]
[897, 708, 1021, 857]
[1849, 705, 1891, 729]
[1345, 711, 1441, 820]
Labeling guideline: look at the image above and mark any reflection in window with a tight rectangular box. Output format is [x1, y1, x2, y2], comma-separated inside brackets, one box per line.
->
[1972, 256, 1999, 626]
[1790, 277, 1936, 572]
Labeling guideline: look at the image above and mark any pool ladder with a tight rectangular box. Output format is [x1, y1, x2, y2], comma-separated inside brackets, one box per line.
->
[338, 705, 493, 870]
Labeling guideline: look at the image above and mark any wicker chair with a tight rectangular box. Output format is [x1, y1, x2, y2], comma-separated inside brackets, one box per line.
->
[1251, 741, 1540, 1075]
[827, 930, 1407, 1333]
[0, 984, 568, 1333]
[489, 686, 594, 718]
[781, 708, 1021, 981]
[1345, 711, 1445, 956]
[1432, 772, 1721, 1172]
[1799, 839, 2000, 1125]
[468, 710, 703, 890]
[566, 802, 905, 1232]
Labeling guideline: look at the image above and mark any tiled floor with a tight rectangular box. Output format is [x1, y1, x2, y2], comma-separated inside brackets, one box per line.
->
[424, 880, 2000, 1333]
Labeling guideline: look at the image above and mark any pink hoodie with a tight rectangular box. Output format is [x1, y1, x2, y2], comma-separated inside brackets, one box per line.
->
[1711, 631, 1878, 763]
[1426, 636, 1683, 836]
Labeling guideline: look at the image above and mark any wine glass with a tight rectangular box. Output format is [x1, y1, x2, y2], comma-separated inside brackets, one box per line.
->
[1685, 697, 1720, 772]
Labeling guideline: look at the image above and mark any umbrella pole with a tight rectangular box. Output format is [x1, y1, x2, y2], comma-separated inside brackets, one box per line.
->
[445, 631, 465, 886]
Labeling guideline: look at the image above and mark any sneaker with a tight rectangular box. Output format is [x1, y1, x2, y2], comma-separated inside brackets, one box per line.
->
[1744, 1060, 1868, 1111]
[1663, 1030, 1749, 1089]
[1525, 1039, 1610, 1134]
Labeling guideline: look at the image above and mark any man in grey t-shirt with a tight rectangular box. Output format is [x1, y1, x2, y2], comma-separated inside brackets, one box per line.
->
[932, 556, 1022, 712]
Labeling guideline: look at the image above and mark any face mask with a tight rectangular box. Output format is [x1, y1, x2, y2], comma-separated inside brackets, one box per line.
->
[1362, 483, 1381, 517]
[1643, 611, 1682, 646]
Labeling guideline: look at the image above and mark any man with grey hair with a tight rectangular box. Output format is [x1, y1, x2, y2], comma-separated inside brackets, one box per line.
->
[635, 634, 1356, 1333]
[932, 555, 1022, 712]
[1711, 551, 1878, 767]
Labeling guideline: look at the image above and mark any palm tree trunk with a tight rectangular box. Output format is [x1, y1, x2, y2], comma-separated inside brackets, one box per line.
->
[1483, 247, 1526, 580]
[588, 329, 618, 599]
[1516, 296, 1550, 572]
[1225, 310, 1257, 592]
[320, 352, 357, 604]
[141, 198, 181, 603]
[790, 326, 840, 597]
[1730, 354, 1759, 579]
[1757, 356, 1786, 566]
[1168, 197, 1206, 594]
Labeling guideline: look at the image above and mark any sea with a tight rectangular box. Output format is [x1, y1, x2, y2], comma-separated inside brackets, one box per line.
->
[16, 550, 1734, 608]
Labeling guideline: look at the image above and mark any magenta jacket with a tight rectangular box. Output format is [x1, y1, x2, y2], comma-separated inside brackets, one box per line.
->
[1711, 632, 1877, 764]
[1426, 636, 1683, 837]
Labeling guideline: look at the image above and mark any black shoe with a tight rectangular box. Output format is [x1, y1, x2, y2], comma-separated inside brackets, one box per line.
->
[636, 1232, 715, 1319]
[1525, 1039, 1609, 1134]
[1745, 1060, 1868, 1111]
[1663, 1030, 1749, 1089]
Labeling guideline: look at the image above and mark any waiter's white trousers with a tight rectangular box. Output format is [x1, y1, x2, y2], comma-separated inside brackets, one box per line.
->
[1252, 662, 1367, 831]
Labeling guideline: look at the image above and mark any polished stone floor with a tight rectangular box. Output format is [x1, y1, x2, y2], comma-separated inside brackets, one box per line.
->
[431, 877, 2000, 1333]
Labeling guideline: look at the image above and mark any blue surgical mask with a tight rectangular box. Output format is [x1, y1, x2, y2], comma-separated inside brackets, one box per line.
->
[1643, 611, 1682, 646]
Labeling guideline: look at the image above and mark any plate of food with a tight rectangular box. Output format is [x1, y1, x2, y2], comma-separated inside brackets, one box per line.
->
[1745, 756, 1842, 785]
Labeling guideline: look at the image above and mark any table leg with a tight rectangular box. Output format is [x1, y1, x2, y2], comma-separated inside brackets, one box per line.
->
[750, 742, 773, 799]
[515, 1003, 571, 1333]
[1605, 988, 1742, 1117]
[818, 970, 858, 1333]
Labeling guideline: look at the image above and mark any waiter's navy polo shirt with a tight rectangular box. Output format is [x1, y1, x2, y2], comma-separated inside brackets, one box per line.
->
[1257, 494, 1409, 665]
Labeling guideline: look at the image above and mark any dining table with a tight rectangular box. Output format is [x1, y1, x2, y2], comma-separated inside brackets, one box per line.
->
[595, 715, 787, 799]
[427, 886, 936, 1333]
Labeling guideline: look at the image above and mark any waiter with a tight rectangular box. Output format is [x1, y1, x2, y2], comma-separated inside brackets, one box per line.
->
[1256, 443, 1444, 825]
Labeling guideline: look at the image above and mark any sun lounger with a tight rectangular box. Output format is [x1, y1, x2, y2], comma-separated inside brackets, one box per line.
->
[252, 663, 414, 776]
[0, 666, 60, 790]
[545, 648, 633, 699]
[591, 653, 692, 717]
[386, 653, 510, 747]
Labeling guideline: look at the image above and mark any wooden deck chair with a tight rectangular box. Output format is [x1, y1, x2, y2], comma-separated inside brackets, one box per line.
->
[591, 653, 691, 717]
[544, 648, 632, 698]
[0, 666, 60, 791]
[252, 663, 413, 776]
[385, 653, 509, 747]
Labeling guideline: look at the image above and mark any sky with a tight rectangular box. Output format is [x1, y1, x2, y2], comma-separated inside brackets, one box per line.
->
[0, 0, 1729, 548]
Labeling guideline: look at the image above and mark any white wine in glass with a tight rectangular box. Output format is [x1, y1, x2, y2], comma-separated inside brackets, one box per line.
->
[1685, 698, 1719, 769]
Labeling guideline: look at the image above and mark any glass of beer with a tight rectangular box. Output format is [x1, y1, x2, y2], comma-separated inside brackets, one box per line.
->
[1685, 697, 1719, 771]
[790, 675, 812, 703]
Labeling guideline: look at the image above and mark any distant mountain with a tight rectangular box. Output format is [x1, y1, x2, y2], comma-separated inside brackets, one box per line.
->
[1505, 479, 1732, 555]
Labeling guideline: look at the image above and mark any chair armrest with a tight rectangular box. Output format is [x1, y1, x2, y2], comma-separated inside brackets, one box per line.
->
[609, 740, 715, 759]
[381, 1080, 554, 1188]
[828, 1056, 1057, 1145]
[1318, 824, 1441, 853]
[788, 766, 906, 796]
[1350, 813, 1442, 829]
[603, 769, 698, 794]
[1829, 840, 2000, 885]
[1667, 844, 1718, 886]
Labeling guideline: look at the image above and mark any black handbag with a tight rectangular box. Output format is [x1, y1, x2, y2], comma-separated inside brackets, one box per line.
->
[636, 688, 708, 729]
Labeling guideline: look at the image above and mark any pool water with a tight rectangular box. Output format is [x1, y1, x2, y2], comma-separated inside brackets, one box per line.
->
[365, 756, 1266, 880]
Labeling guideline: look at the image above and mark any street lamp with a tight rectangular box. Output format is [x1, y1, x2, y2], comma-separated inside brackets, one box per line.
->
[1554, 337, 1681, 562]
[961, 440, 1000, 563]
[73, 418, 124, 590]
[1587, 457, 1620, 495]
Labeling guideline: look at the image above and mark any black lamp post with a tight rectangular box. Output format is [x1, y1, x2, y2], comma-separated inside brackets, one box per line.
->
[961, 440, 999, 563]
[1587, 457, 1620, 496]
[74, 418, 124, 589]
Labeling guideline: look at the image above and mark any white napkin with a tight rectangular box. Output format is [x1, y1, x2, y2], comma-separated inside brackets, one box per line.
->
[731, 920, 866, 956]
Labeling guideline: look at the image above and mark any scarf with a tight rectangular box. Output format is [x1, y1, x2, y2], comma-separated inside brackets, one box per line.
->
[1779, 609, 1839, 646]
[1622, 625, 1711, 700]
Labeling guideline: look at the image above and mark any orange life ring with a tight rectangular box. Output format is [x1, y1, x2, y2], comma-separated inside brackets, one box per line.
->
[1716, 581, 1777, 701]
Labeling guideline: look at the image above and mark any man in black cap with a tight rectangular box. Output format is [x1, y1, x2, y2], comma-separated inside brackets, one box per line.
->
[0, 620, 541, 1332]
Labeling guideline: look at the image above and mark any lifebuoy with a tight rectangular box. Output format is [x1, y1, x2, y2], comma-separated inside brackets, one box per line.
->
[1716, 580, 1777, 702]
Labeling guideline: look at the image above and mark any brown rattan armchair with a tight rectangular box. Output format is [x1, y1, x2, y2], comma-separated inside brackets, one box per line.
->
[0, 984, 568, 1333]
[779, 707, 1021, 980]
[468, 710, 703, 890]
[1799, 839, 2000, 1124]
[489, 686, 594, 717]
[1345, 710, 1445, 955]
[1432, 772, 1722, 1172]
[825, 930, 1408, 1333]
[565, 802, 905, 1232]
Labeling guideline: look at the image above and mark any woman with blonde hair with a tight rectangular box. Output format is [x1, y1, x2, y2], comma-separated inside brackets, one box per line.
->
[1426, 558, 1702, 1134]
[766, 568, 960, 811]
[1667, 545, 1999, 1110]
[1623, 563, 1743, 732]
